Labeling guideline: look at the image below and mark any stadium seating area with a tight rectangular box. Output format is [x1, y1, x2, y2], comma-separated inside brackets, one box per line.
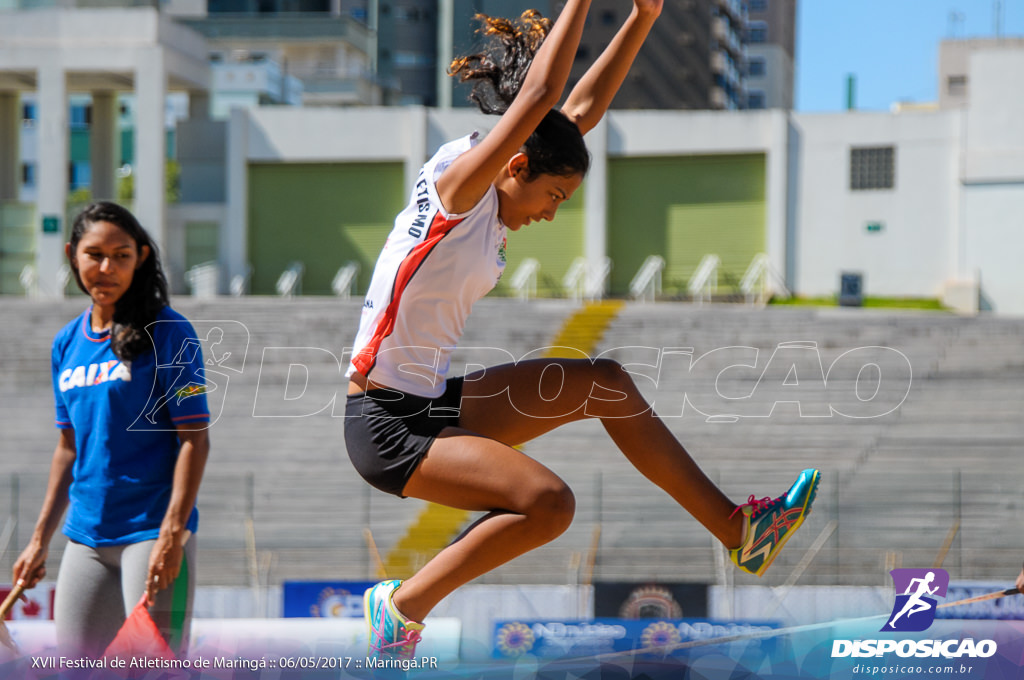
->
[2, 297, 1023, 591]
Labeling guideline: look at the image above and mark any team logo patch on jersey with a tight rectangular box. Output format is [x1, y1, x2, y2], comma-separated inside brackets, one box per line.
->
[176, 383, 207, 400]
[497, 237, 507, 266]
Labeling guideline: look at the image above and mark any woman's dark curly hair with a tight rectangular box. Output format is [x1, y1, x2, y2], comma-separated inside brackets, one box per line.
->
[68, 202, 169, 362]
[449, 10, 590, 179]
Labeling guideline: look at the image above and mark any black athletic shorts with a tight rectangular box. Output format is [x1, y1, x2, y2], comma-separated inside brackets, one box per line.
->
[344, 377, 465, 497]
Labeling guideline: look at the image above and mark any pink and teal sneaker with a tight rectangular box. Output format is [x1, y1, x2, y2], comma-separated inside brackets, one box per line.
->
[730, 468, 820, 576]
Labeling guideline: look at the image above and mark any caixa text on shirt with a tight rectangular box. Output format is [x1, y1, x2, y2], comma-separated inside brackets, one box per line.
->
[58, 360, 131, 392]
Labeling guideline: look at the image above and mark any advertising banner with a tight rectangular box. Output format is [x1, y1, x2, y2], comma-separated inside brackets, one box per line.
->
[281, 581, 377, 618]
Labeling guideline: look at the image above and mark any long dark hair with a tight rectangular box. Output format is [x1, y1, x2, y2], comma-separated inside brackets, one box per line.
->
[68, 202, 169, 361]
[449, 10, 590, 178]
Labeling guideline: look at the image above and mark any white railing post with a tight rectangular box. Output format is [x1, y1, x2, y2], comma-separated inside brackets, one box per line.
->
[740, 253, 791, 306]
[19, 264, 37, 299]
[562, 257, 588, 303]
[332, 261, 361, 298]
[230, 265, 253, 297]
[186, 261, 220, 299]
[687, 254, 720, 306]
[510, 257, 540, 300]
[276, 261, 305, 298]
[586, 256, 612, 301]
[629, 255, 665, 303]
[56, 263, 71, 298]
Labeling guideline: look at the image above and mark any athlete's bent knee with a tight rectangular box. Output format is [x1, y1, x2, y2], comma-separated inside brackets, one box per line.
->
[585, 358, 647, 417]
[524, 483, 576, 541]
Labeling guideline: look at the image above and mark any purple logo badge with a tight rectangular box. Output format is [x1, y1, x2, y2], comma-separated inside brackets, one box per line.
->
[883, 568, 949, 632]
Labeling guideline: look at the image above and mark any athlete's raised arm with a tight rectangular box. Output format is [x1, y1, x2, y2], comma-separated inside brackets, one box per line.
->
[561, 0, 663, 135]
[437, 0, 592, 215]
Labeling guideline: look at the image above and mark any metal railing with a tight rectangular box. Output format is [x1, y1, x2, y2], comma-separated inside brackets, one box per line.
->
[186, 261, 220, 299]
[687, 254, 720, 305]
[331, 262, 360, 299]
[739, 253, 791, 306]
[230, 265, 253, 297]
[509, 258, 540, 301]
[275, 262, 304, 298]
[562, 257, 588, 302]
[629, 255, 665, 303]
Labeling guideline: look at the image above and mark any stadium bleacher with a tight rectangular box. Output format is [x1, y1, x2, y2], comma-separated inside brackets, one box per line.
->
[2, 297, 1023, 591]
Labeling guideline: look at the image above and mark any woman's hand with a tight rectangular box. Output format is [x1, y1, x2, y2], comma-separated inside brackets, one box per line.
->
[145, 532, 185, 605]
[634, 0, 663, 19]
[11, 540, 48, 589]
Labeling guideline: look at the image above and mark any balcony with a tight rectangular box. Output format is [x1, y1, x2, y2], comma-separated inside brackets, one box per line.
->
[711, 15, 744, 58]
[713, 0, 746, 23]
[179, 14, 373, 56]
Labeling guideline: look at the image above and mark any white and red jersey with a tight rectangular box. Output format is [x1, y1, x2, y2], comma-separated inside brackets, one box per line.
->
[346, 133, 508, 398]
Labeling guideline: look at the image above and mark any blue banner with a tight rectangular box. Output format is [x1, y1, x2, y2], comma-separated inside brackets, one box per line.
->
[281, 580, 377, 618]
[492, 618, 780, 659]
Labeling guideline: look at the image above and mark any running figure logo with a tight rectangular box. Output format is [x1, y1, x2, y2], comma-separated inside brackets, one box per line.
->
[883, 568, 949, 632]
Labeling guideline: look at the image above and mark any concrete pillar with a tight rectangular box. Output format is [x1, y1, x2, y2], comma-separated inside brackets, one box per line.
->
[766, 109, 789, 289]
[583, 117, 608, 298]
[188, 90, 210, 120]
[0, 93, 19, 201]
[224, 106, 249, 293]
[36, 63, 69, 298]
[436, 0, 453, 109]
[405, 106, 427, 194]
[90, 91, 119, 201]
[134, 48, 167, 259]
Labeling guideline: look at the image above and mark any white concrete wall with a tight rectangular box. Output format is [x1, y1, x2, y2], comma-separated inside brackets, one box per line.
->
[219, 68, 1022, 311]
[960, 50, 1024, 315]
[790, 110, 962, 298]
[231, 107, 791, 298]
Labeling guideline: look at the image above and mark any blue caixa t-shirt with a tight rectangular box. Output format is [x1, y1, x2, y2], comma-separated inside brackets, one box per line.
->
[51, 306, 210, 547]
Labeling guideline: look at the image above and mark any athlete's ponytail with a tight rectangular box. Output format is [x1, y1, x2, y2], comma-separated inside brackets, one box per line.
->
[448, 10, 552, 115]
[68, 202, 169, 362]
[449, 10, 590, 179]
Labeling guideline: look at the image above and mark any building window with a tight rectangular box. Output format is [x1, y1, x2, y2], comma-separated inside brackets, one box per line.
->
[749, 0, 767, 11]
[947, 74, 967, 97]
[850, 146, 895, 191]
[22, 102, 36, 123]
[748, 90, 766, 109]
[69, 104, 91, 130]
[747, 57, 766, 77]
[748, 21, 767, 43]
[69, 162, 91, 191]
[22, 163, 36, 188]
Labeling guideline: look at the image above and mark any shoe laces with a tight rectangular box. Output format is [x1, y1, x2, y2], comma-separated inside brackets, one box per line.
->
[379, 628, 423, 656]
[730, 494, 780, 519]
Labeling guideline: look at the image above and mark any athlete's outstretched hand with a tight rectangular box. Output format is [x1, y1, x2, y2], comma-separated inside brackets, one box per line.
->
[634, 0, 663, 18]
[1016, 563, 1024, 593]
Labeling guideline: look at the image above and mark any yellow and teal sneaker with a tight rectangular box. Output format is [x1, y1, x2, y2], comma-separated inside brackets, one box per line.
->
[729, 468, 820, 577]
[364, 580, 425, 659]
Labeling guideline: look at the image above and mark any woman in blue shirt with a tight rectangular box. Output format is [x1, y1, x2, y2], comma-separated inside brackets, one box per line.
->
[11, 202, 211, 657]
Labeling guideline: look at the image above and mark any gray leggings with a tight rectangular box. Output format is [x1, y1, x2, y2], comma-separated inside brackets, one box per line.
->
[54, 538, 196, 657]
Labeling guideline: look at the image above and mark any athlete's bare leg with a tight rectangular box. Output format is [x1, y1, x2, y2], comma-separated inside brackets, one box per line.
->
[394, 430, 575, 622]
[461, 358, 742, 541]
[391, 358, 742, 622]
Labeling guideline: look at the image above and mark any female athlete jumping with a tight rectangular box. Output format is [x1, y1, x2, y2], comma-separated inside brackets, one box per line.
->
[344, 0, 819, 659]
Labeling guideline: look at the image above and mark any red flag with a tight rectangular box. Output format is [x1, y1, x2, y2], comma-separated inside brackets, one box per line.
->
[104, 595, 176, 663]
